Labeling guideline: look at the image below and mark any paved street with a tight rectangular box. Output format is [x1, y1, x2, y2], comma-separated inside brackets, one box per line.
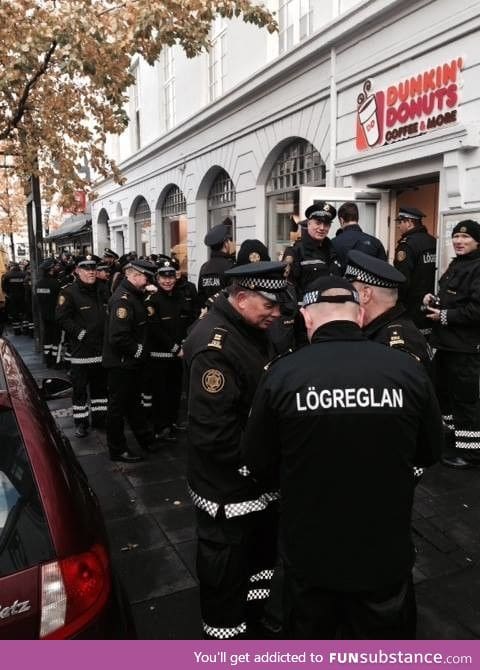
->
[9, 332, 480, 640]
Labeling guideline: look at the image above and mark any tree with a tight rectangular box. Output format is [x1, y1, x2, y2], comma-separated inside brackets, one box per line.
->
[0, 0, 277, 207]
[0, 166, 27, 260]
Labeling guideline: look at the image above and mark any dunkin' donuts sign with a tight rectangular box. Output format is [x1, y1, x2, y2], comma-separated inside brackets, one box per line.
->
[355, 57, 463, 151]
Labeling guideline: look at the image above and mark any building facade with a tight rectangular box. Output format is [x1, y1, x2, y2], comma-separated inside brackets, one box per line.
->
[92, 0, 480, 281]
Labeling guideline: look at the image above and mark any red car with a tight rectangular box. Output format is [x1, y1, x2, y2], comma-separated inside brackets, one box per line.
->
[0, 337, 133, 639]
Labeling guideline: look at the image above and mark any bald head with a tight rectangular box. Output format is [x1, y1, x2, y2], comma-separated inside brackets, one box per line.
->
[351, 281, 398, 326]
[301, 288, 363, 340]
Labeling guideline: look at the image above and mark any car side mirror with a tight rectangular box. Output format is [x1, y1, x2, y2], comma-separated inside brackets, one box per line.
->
[41, 377, 73, 400]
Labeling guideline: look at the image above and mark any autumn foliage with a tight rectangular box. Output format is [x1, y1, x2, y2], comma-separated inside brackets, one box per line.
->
[0, 0, 277, 207]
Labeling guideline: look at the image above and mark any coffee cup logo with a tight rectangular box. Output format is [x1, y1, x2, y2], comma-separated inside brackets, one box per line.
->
[357, 80, 380, 147]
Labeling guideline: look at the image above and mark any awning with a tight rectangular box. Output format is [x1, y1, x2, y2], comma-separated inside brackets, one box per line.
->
[46, 214, 91, 240]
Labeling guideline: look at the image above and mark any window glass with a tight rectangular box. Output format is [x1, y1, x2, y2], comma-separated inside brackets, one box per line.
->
[0, 409, 54, 577]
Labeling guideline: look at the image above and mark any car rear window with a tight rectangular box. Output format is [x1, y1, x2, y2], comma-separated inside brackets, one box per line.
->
[0, 407, 55, 577]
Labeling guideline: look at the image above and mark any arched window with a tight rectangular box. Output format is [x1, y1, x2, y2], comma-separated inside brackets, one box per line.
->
[266, 139, 325, 260]
[207, 169, 236, 241]
[96, 208, 110, 253]
[161, 185, 188, 275]
[133, 197, 151, 256]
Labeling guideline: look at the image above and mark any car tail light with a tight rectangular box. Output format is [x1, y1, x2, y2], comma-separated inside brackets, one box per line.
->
[40, 544, 111, 639]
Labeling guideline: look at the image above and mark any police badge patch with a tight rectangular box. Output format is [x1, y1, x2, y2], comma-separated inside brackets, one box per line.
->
[201, 369, 225, 394]
[396, 250, 406, 262]
[58, 295, 65, 306]
[116, 307, 128, 319]
[249, 252, 261, 263]
[147, 305, 155, 316]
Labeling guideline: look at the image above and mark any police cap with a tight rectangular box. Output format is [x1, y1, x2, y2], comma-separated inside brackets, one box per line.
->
[236, 239, 271, 265]
[103, 247, 119, 260]
[224, 261, 287, 303]
[344, 250, 406, 288]
[40, 258, 56, 272]
[303, 276, 360, 307]
[397, 207, 425, 221]
[96, 262, 111, 273]
[204, 223, 231, 247]
[124, 258, 156, 277]
[76, 254, 101, 269]
[156, 258, 177, 276]
[305, 201, 337, 223]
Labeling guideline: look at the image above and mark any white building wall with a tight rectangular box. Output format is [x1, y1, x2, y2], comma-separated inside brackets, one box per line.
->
[93, 0, 480, 282]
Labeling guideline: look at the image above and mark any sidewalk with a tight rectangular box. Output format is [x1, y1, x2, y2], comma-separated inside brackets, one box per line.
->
[12, 333, 480, 639]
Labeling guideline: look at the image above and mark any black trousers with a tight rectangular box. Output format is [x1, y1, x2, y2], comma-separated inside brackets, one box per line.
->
[283, 571, 416, 639]
[106, 366, 154, 454]
[70, 363, 108, 428]
[195, 503, 278, 640]
[151, 357, 183, 433]
[433, 350, 480, 456]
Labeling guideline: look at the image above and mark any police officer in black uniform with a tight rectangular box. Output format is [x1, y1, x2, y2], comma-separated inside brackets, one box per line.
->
[290, 201, 341, 299]
[56, 255, 108, 437]
[344, 250, 431, 370]
[36, 258, 61, 367]
[1, 262, 26, 335]
[394, 207, 436, 333]
[424, 219, 480, 469]
[145, 257, 196, 441]
[197, 223, 235, 308]
[240, 276, 442, 639]
[332, 201, 387, 271]
[184, 261, 287, 640]
[103, 258, 160, 462]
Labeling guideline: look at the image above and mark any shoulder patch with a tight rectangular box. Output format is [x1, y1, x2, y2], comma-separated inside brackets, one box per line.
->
[58, 294, 66, 306]
[201, 369, 225, 394]
[147, 305, 155, 316]
[396, 250, 406, 262]
[387, 324, 405, 348]
[207, 327, 228, 350]
[116, 306, 128, 319]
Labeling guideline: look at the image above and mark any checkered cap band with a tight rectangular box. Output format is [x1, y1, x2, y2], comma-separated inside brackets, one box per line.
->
[303, 288, 359, 307]
[344, 264, 398, 288]
[237, 277, 287, 291]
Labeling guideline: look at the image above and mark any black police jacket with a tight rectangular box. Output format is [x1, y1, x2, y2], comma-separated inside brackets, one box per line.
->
[241, 320, 442, 592]
[197, 252, 235, 307]
[183, 293, 277, 514]
[332, 224, 387, 271]
[35, 276, 60, 321]
[55, 279, 108, 363]
[394, 225, 436, 329]
[363, 303, 432, 371]
[1, 270, 26, 303]
[102, 278, 148, 369]
[176, 277, 201, 323]
[430, 249, 480, 353]
[146, 285, 195, 357]
[291, 229, 341, 298]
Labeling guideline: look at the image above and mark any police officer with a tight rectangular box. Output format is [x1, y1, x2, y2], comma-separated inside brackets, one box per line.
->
[290, 201, 341, 299]
[197, 223, 235, 308]
[394, 207, 436, 332]
[240, 276, 442, 639]
[1, 262, 26, 335]
[103, 258, 160, 462]
[102, 247, 120, 291]
[36, 258, 61, 367]
[184, 261, 287, 640]
[55, 255, 108, 437]
[332, 201, 387, 271]
[146, 257, 195, 441]
[344, 250, 431, 370]
[424, 220, 480, 469]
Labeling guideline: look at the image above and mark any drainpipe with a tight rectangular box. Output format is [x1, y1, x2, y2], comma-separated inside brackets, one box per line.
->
[328, 46, 337, 187]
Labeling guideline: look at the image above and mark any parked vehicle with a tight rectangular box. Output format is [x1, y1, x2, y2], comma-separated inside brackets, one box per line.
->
[0, 336, 134, 639]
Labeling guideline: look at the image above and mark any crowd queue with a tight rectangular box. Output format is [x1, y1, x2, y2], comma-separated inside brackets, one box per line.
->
[1, 200, 480, 640]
